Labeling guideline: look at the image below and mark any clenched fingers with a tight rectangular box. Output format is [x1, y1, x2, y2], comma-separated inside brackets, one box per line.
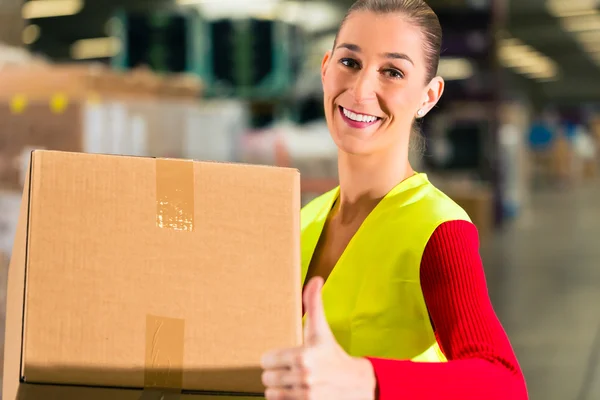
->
[262, 367, 308, 388]
[261, 347, 309, 370]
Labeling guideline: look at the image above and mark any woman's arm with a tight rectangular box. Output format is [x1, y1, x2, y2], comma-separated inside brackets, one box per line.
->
[367, 220, 528, 399]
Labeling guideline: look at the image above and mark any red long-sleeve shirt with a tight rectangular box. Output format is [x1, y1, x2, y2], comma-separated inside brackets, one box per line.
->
[367, 220, 528, 399]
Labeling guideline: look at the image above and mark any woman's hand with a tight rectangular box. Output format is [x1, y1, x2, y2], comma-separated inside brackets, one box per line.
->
[260, 277, 377, 400]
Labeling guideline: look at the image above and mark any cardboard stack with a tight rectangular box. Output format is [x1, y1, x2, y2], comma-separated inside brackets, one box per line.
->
[428, 175, 495, 238]
[0, 65, 204, 191]
[3, 150, 302, 399]
[239, 124, 339, 206]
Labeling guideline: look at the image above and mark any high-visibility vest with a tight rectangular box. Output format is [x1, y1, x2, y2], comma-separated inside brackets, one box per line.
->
[301, 173, 471, 362]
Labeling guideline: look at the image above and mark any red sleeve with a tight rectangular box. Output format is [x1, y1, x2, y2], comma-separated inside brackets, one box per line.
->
[367, 220, 528, 399]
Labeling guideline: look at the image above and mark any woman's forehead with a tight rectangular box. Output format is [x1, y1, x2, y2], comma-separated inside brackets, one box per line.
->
[337, 11, 425, 54]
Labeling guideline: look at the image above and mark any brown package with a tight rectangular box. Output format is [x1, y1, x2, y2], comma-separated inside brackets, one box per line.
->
[3, 150, 302, 399]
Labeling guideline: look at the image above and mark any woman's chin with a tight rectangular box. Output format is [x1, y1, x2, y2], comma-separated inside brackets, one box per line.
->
[332, 134, 377, 156]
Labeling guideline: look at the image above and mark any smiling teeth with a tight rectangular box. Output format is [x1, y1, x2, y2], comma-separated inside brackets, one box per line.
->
[342, 107, 378, 123]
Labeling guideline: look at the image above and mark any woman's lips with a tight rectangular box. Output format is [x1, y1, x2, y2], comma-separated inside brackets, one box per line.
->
[338, 106, 382, 129]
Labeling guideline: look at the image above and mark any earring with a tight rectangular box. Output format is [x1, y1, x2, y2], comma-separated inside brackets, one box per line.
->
[417, 109, 425, 117]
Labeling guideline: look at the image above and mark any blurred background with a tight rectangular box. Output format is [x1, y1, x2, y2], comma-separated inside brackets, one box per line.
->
[1, 0, 600, 398]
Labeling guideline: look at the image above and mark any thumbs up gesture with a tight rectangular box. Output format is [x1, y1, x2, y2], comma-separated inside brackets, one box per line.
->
[260, 277, 377, 399]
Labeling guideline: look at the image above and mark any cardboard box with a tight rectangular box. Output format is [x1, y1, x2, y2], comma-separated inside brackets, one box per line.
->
[0, 65, 201, 102]
[3, 150, 302, 399]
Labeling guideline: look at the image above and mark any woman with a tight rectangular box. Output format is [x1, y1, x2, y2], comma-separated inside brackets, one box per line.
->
[261, 0, 528, 399]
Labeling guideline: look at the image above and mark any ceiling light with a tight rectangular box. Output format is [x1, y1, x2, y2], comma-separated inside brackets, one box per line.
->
[276, 1, 342, 32]
[546, 0, 599, 18]
[580, 40, 600, 52]
[560, 13, 600, 31]
[515, 63, 556, 78]
[576, 30, 600, 42]
[498, 44, 536, 61]
[70, 37, 121, 60]
[22, 0, 83, 19]
[498, 35, 559, 81]
[437, 58, 475, 81]
[177, 0, 281, 19]
[548, 8, 598, 18]
[22, 24, 40, 45]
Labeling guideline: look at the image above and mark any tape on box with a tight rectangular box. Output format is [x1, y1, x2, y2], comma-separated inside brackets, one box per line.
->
[156, 158, 195, 232]
[141, 315, 185, 399]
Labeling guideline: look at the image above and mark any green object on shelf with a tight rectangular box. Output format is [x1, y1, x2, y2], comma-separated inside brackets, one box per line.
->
[110, 8, 208, 77]
[111, 10, 304, 100]
[204, 18, 304, 100]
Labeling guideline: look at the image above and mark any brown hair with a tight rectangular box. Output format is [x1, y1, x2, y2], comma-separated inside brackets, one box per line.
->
[333, 0, 443, 153]
[334, 0, 442, 83]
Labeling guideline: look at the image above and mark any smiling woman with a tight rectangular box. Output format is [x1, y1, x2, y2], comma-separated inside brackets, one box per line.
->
[260, 1, 529, 399]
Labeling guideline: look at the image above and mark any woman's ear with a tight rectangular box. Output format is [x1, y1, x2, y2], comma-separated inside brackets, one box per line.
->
[321, 50, 332, 85]
[419, 76, 445, 116]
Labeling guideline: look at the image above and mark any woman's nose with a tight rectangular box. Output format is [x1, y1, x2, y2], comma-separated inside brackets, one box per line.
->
[350, 71, 377, 103]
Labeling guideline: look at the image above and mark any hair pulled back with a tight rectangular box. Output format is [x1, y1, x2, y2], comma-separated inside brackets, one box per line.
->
[334, 0, 442, 83]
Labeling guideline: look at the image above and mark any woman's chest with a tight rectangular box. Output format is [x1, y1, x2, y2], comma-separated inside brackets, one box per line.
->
[311, 243, 433, 359]
[304, 221, 360, 286]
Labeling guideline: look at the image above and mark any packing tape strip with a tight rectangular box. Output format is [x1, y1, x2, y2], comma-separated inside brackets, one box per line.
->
[156, 158, 195, 231]
[141, 315, 185, 399]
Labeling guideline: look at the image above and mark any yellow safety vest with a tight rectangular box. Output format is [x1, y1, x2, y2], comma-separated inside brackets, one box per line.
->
[301, 173, 471, 362]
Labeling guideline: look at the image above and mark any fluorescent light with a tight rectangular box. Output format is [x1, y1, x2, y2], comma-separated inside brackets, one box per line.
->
[22, 0, 83, 19]
[560, 14, 600, 31]
[548, 8, 598, 18]
[498, 35, 559, 81]
[177, 0, 340, 31]
[576, 30, 600, 42]
[177, 0, 213, 4]
[178, 0, 281, 19]
[580, 40, 600, 52]
[276, 1, 342, 32]
[515, 64, 557, 79]
[498, 45, 536, 61]
[437, 58, 474, 80]
[22, 24, 40, 45]
[70, 37, 121, 60]
[546, 0, 599, 17]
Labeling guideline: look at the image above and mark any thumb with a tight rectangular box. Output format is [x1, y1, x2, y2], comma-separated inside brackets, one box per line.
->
[303, 276, 334, 346]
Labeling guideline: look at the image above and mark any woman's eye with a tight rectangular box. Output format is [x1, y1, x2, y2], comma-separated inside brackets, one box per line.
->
[339, 58, 360, 69]
[383, 69, 404, 79]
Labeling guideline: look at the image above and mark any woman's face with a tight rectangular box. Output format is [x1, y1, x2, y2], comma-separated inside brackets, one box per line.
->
[321, 11, 443, 156]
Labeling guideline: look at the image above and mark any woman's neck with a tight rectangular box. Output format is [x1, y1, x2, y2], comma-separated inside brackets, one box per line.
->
[336, 146, 413, 217]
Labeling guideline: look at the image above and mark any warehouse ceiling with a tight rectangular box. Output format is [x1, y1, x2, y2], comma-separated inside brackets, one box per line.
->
[507, 0, 600, 103]
[20, 0, 600, 103]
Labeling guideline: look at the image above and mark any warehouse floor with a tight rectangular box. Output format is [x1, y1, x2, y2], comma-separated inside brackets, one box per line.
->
[482, 180, 600, 400]
[0, 181, 599, 399]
